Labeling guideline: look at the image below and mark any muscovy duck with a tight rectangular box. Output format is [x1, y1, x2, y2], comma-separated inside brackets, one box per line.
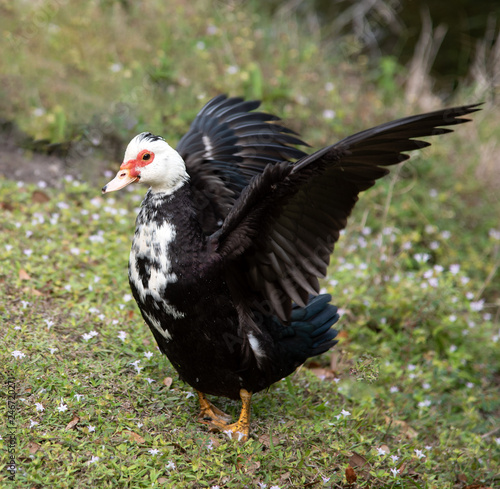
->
[102, 95, 480, 440]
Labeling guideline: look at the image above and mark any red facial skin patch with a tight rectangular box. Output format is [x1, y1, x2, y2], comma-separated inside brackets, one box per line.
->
[120, 150, 155, 177]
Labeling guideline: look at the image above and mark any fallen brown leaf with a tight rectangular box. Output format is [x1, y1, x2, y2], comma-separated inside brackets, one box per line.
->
[349, 451, 368, 468]
[163, 377, 173, 388]
[19, 269, 31, 281]
[28, 441, 40, 454]
[380, 444, 390, 454]
[32, 190, 50, 203]
[309, 367, 335, 381]
[65, 415, 80, 430]
[123, 430, 145, 444]
[385, 416, 418, 439]
[346, 465, 357, 483]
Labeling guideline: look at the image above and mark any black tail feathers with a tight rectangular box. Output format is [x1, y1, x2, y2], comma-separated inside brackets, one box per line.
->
[290, 294, 340, 357]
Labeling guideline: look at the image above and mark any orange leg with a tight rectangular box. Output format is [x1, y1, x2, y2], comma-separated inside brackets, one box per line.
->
[197, 391, 232, 425]
[208, 389, 252, 442]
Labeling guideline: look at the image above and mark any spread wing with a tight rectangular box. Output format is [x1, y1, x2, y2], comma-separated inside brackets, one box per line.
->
[176, 95, 308, 234]
[209, 103, 482, 321]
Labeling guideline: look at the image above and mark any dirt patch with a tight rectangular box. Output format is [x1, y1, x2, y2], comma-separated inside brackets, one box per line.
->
[0, 121, 120, 188]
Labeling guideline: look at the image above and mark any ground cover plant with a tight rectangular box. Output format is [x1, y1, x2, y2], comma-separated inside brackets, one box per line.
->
[1, 1, 499, 488]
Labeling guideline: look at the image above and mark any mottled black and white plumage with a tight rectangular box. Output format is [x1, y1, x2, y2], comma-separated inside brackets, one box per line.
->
[102, 95, 480, 438]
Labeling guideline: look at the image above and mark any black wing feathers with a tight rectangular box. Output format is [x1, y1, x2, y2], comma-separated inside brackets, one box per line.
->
[176, 95, 308, 235]
[210, 103, 481, 321]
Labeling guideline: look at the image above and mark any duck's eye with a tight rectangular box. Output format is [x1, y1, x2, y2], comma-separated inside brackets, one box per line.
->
[142, 153, 151, 161]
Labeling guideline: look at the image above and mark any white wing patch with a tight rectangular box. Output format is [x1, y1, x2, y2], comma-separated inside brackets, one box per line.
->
[248, 332, 266, 363]
[202, 135, 214, 159]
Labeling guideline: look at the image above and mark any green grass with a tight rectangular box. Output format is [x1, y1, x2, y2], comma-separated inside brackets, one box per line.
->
[1, 1, 500, 488]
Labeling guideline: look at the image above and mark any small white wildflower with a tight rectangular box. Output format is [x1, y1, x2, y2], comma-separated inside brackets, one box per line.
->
[226, 65, 239, 75]
[321, 476, 330, 483]
[466, 382, 474, 389]
[440, 230, 451, 239]
[414, 253, 430, 263]
[390, 386, 399, 393]
[12, 350, 26, 359]
[88, 425, 95, 432]
[146, 378, 155, 384]
[449, 345, 457, 353]
[422, 382, 431, 390]
[340, 409, 351, 417]
[148, 448, 161, 456]
[57, 401, 68, 412]
[74, 394, 84, 401]
[117, 331, 127, 342]
[418, 399, 432, 408]
[165, 460, 176, 470]
[390, 455, 399, 462]
[144, 351, 154, 359]
[322, 109, 336, 120]
[495, 437, 500, 445]
[489, 229, 500, 240]
[185, 391, 195, 399]
[88, 455, 99, 464]
[35, 403, 44, 412]
[470, 300, 484, 312]
[137, 422, 143, 428]
[33, 107, 46, 117]
[45, 319, 55, 329]
[428, 277, 439, 288]
[414, 448, 426, 459]
[123, 293, 132, 302]
[390, 467, 399, 477]
[29, 419, 39, 428]
[109, 63, 123, 73]
[449, 315, 457, 323]
[89, 234, 105, 243]
[429, 188, 438, 198]
[376, 447, 387, 456]
[407, 364, 417, 371]
[449, 264, 460, 274]
[24, 249, 33, 257]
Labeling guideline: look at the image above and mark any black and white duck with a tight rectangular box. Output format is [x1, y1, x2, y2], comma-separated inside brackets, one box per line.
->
[102, 95, 480, 440]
